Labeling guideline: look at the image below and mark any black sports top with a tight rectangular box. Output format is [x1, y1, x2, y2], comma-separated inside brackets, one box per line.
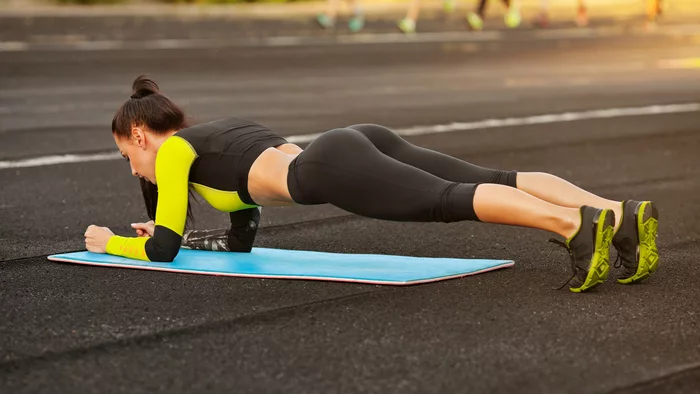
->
[106, 118, 288, 262]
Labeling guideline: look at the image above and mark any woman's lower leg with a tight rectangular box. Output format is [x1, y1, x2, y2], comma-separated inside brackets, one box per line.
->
[473, 184, 582, 239]
[476, 0, 488, 15]
[516, 172, 622, 230]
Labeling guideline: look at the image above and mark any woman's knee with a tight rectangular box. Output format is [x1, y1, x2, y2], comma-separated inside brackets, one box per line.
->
[488, 170, 518, 188]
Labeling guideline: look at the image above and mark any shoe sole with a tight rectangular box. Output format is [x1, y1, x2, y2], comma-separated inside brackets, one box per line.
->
[466, 14, 484, 31]
[398, 25, 416, 34]
[570, 209, 614, 293]
[504, 10, 522, 28]
[349, 18, 364, 33]
[617, 201, 659, 284]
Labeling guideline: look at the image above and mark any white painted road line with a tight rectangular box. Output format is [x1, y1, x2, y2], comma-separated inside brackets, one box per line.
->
[0, 152, 122, 170]
[0, 41, 29, 51]
[1, 102, 698, 170]
[394, 103, 700, 137]
[0, 32, 502, 52]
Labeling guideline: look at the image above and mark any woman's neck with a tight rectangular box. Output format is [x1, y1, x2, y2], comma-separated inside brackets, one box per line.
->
[150, 129, 179, 152]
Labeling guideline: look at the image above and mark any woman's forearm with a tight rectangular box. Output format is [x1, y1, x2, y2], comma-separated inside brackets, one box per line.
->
[181, 228, 231, 251]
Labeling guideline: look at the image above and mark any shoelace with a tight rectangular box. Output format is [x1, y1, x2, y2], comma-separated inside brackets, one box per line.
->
[613, 253, 623, 269]
[613, 250, 640, 278]
[548, 238, 577, 290]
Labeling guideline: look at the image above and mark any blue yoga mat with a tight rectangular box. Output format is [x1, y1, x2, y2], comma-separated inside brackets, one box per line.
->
[48, 248, 513, 285]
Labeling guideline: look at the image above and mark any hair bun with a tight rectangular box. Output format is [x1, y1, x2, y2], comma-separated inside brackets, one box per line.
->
[131, 74, 160, 99]
[130, 89, 155, 99]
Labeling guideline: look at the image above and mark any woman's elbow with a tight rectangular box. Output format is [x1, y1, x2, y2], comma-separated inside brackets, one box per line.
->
[147, 246, 180, 262]
[229, 244, 253, 253]
[146, 230, 183, 262]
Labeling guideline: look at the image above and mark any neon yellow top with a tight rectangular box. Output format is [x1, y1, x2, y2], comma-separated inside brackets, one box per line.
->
[105, 118, 288, 262]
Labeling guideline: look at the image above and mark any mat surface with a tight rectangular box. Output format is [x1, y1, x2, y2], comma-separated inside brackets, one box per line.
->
[48, 248, 514, 285]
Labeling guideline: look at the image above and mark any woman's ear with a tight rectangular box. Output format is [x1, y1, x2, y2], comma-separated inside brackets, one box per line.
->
[131, 126, 146, 149]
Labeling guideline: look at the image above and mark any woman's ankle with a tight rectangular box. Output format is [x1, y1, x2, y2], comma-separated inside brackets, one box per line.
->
[556, 208, 581, 239]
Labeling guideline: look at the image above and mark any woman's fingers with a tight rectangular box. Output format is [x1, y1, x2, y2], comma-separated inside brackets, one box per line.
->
[131, 221, 154, 227]
[84, 224, 97, 237]
[85, 233, 99, 252]
[83, 225, 112, 254]
[131, 222, 154, 237]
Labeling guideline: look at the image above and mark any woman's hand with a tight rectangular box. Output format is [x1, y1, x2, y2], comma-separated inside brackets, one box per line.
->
[84, 225, 114, 253]
[131, 220, 155, 237]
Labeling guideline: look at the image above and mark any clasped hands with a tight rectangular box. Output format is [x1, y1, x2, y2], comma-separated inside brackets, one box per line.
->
[84, 220, 154, 253]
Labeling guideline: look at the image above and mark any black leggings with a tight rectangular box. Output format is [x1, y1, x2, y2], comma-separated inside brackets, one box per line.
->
[286, 124, 517, 223]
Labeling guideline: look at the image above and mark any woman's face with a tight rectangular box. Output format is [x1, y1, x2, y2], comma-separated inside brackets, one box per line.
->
[113, 127, 158, 184]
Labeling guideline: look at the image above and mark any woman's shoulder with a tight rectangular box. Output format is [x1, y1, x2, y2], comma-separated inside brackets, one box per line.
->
[155, 135, 197, 167]
[183, 117, 267, 130]
[180, 117, 272, 134]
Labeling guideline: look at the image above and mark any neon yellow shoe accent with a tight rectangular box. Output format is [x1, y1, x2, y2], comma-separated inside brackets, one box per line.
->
[466, 12, 483, 31]
[570, 209, 614, 293]
[443, 0, 456, 14]
[504, 6, 522, 28]
[398, 18, 416, 34]
[617, 202, 659, 284]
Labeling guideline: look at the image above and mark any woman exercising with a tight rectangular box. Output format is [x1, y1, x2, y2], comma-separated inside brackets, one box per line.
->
[84, 75, 659, 293]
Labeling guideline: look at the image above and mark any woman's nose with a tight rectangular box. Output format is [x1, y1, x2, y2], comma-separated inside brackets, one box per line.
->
[130, 164, 138, 177]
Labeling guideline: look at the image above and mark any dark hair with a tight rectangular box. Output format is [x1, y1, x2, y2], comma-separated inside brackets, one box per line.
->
[112, 75, 194, 224]
[112, 75, 187, 140]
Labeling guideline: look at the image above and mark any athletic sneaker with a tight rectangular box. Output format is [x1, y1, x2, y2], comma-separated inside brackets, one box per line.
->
[612, 200, 659, 284]
[550, 206, 615, 293]
[316, 13, 335, 29]
[348, 15, 365, 33]
[443, 0, 457, 14]
[398, 18, 417, 34]
[466, 12, 484, 31]
[504, 5, 522, 28]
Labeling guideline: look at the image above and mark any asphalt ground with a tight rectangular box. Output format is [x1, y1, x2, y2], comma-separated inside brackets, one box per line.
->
[1, 22, 700, 393]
